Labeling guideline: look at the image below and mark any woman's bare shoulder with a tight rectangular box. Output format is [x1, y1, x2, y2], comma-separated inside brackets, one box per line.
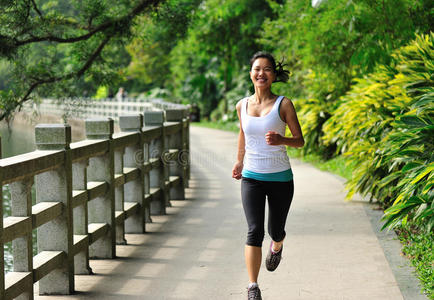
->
[236, 97, 248, 111]
[280, 96, 295, 110]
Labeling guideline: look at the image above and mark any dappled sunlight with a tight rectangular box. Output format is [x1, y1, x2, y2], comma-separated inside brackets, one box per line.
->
[151, 247, 180, 260]
[185, 218, 204, 225]
[197, 249, 218, 263]
[206, 238, 226, 249]
[162, 236, 188, 247]
[171, 281, 200, 299]
[34, 142, 246, 299]
[182, 265, 208, 280]
[200, 201, 219, 208]
[33, 126, 409, 299]
[113, 279, 152, 296]
[133, 262, 167, 277]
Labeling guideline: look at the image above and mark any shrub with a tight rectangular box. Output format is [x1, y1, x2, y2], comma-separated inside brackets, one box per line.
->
[296, 97, 336, 158]
[322, 33, 434, 232]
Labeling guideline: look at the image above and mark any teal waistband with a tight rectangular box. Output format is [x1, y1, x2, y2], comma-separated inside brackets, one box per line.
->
[242, 169, 293, 182]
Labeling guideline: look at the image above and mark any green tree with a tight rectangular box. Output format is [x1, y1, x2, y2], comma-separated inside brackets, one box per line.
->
[169, 0, 274, 117]
[0, 0, 163, 121]
[260, 0, 433, 156]
[125, 0, 200, 92]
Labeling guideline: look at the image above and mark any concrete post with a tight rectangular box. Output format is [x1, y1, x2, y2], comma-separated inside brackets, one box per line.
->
[114, 148, 127, 243]
[0, 163, 5, 300]
[144, 111, 167, 214]
[143, 142, 150, 205]
[183, 109, 191, 187]
[142, 142, 152, 223]
[10, 177, 34, 300]
[119, 115, 146, 233]
[72, 160, 92, 274]
[35, 124, 74, 294]
[85, 119, 116, 258]
[165, 109, 186, 200]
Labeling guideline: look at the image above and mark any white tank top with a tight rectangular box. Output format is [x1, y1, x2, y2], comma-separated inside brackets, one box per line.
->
[241, 96, 291, 173]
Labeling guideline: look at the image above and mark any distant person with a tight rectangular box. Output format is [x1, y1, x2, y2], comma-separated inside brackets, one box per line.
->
[189, 103, 200, 122]
[116, 87, 127, 102]
[231, 52, 304, 300]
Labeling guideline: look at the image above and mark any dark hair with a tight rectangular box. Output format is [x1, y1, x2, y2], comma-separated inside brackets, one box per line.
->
[249, 51, 290, 83]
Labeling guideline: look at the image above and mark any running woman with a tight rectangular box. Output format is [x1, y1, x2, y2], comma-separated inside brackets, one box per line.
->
[231, 52, 304, 300]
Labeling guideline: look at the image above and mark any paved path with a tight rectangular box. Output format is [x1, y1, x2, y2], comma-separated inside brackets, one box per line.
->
[35, 126, 415, 300]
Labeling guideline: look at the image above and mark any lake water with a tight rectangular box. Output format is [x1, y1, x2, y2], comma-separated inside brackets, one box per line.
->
[0, 124, 36, 158]
[1, 124, 36, 272]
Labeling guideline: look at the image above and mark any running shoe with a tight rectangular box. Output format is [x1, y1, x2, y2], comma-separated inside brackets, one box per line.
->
[265, 241, 283, 271]
[247, 285, 262, 300]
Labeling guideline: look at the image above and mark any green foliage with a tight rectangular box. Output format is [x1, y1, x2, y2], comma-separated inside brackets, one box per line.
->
[0, 0, 163, 120]
[125, 0, 200, 92]
[323, 33, 434, 232]
[94, 85, 109, 99]
[294, 97, 336, 158]
[168, 0, 273, 117]
[287, 147, 355, 181]
[262, 0, 432, 99]
[210, 67, 251, 122]
[398, 225, 434, 298]
[191, 120, 239, 133]
[260, 0, 433, 157]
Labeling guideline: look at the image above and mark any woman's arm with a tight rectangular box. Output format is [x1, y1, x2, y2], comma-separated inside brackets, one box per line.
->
[232, 99, 245, 180]
[265, 97, 305, 148]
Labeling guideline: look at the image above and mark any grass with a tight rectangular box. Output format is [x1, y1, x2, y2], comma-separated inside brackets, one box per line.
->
[191, 120, 239, 133]
[286, 148, 355, 181]
[194, 120, 433, 298]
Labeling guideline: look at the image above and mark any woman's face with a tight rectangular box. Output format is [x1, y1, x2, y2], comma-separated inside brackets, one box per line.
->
[250, 58, 276, 90]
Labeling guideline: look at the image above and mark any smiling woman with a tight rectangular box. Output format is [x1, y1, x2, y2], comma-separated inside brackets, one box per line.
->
[231, 51, 304, 300]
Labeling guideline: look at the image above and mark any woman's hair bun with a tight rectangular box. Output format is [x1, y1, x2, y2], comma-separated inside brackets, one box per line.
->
[275, 59, 290, 83]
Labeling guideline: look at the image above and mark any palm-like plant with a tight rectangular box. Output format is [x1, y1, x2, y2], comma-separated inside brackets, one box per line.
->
[322, 33, 433, 232]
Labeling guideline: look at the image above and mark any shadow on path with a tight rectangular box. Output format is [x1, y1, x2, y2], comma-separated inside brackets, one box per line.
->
[35, 126, 418, 300]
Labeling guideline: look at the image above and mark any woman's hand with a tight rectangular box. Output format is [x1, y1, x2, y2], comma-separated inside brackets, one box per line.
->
[265, 131, 282, 145]
[232, 161, 243, 180]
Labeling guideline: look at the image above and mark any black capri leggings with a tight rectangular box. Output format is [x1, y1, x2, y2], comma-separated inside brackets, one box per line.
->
[241, 177, 294, 247]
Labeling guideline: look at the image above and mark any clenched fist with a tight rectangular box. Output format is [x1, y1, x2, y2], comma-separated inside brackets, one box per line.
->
[265, 131, 282, 145]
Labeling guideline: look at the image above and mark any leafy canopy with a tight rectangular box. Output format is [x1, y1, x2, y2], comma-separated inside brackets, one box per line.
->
[0, 0, 162, 121]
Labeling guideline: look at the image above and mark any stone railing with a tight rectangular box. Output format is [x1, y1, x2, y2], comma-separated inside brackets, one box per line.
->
[0, 109, 190, 299]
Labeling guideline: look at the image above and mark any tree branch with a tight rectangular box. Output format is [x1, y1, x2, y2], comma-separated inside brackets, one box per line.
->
[30, 0, 43, 18]
[0, 0, 162, 121]
[0, 36, 111, 122]
[13, 0, 160, 46]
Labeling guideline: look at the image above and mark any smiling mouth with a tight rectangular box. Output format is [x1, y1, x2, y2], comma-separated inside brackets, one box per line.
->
[256, 78, 267, 82]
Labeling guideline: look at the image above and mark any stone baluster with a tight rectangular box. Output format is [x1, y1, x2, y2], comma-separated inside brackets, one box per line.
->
[143, 141, 151, 223]
[35, 124, 74, 294]
[72, 160, 92, 274]
[144, 111, 168, 214]
[85, 119, 116, 258]
[114, 147, 126, 244]
[119, 115, 146, 233]
[9, 177, 34, 299]
[183, 109, 191, 187]
[0, 169, 3, 300]
[165, 109, 186, 200]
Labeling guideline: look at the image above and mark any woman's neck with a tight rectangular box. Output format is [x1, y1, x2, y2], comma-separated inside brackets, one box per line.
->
[253, 88, 275, 104]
